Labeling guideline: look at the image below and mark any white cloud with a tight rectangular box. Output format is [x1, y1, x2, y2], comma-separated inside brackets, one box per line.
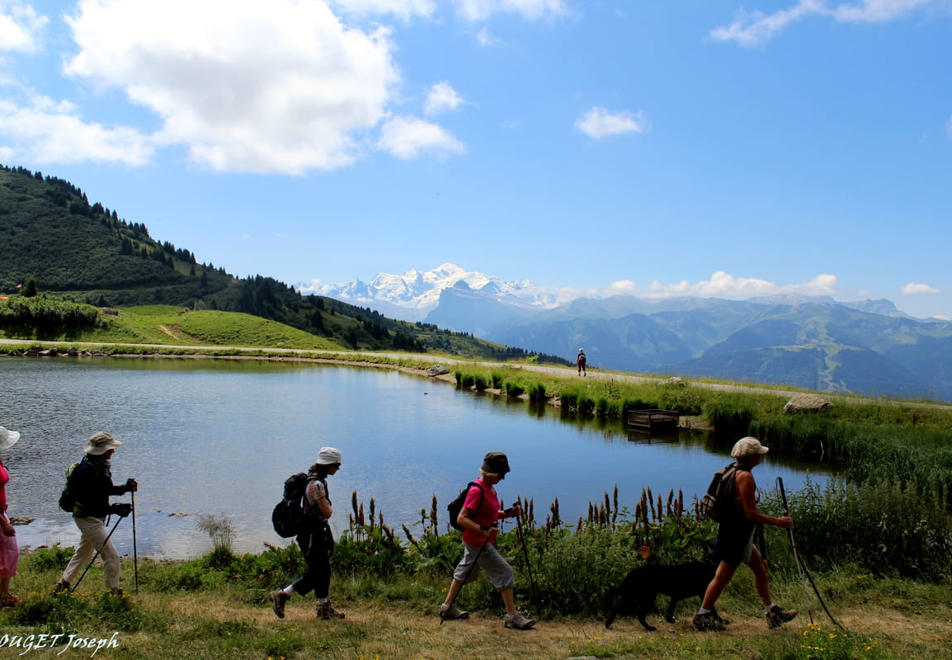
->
[454, 0, 567, 22]
[0, 94, 153, 165]
[62, 0, 400, 174]
[327, 0, 437, 21]
[377, 115, 465, 159]
[424, 81, 464, 116]
[575, 107, 648, 139]
[0, 1, 46, 53]
[633, 271, 839, 299]
[476, 26, 497, 46]
[902, 282, 941, 295]
[711, 0, 935, 47]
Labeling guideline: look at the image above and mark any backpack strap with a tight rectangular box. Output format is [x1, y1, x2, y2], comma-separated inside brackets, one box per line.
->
[468, 480, 486, 514]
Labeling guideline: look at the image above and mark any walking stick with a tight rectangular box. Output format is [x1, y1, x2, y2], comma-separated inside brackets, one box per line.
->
[440, 530, 493, 625]
[131, 490, 139, 594]
[70, 515, 124, 593]
[515, 510, 536, 603]
[778, 478, 844, 629]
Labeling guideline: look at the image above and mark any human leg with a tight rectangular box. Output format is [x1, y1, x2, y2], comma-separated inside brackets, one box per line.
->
[60, 517, 101, 585]
[747, 547, 797, 628]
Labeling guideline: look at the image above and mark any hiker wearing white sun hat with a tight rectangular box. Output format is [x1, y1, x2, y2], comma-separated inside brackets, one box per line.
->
[53, 432, 137, 595]
[0, 426, 21, 608]
[270, 447, 345, 620]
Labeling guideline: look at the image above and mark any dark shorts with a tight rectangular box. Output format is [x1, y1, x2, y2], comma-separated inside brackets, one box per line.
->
[716, 525, 755, 567]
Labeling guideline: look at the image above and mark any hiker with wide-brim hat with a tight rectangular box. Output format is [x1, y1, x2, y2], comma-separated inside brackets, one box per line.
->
[0, 426, 21, 608]
[693, 436, 797, 631]
[270, 446, 346, 620]
[440, 451, 535, 630]
[53, 432, 137, 595]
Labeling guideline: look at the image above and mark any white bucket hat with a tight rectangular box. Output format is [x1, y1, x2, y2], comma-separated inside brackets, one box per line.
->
[731, 436, 769, 459]
[0, 426, 20, 451]
[316, 446, 342, 466]
[84, 431, 122, 455]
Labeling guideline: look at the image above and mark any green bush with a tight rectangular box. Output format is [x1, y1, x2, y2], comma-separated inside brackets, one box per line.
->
[473, 375, 488, 391]
[505, 381, 525, 398]
[25, 544, 74, 571]
[491, 372, 504, 389]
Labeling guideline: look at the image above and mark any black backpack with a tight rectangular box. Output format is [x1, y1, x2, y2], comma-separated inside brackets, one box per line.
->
[272, 472, 323, 538]
[699, 463, 738, 522]
[58, 461, 81, 513]
[447, 481, 486, 531]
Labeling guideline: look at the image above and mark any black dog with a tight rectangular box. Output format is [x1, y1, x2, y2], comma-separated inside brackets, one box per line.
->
[603, 559, 717, 631]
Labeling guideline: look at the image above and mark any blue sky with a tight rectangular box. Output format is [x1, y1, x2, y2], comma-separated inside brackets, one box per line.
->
[1, 1, 950, 318]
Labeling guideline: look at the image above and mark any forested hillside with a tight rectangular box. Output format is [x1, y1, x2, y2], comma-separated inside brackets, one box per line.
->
[0, 164, 565, 363]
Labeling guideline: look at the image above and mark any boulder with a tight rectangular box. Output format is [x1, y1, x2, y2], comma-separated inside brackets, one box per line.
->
[783, 394, 832, 413]
[426, 364, 450, 377]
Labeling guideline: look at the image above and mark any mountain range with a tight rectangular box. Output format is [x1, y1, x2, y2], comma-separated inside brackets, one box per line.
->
[313, 265, 952, 402]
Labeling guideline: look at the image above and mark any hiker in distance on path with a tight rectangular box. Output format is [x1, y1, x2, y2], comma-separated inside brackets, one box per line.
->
[0, 426, 21, 608]
[576, 348, 587, 376]
[271, 447, 345, 620]
[54, 432, 136, 595]
[693, 436, 797, 631]
[440, 451, 535, 630]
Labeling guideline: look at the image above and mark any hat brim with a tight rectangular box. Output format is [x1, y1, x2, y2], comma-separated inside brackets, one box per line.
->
[84, 439, 121, 455]
[0, 428, 19, 451]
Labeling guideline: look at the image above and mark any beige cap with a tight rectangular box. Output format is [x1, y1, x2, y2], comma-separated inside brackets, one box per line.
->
[731, 436, 769, 459]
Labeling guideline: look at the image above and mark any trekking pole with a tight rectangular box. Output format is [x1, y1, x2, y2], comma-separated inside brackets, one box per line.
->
[70, 515, 124, 593]
[440, 529, 493, 625]
[776, 477, 813, 624]
[778, 478, 844, 629]
[514, 509, 537, 603]
[131, 490, 139, 594]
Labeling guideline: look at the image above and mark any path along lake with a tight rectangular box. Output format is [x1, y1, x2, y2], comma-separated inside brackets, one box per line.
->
[0, 357, 830, 559]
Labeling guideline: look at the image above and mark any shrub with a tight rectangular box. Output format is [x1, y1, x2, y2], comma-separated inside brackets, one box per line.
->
[491, 372, 504, 389]
[473, 375, 488, 391]
[505, 381, 525, 398]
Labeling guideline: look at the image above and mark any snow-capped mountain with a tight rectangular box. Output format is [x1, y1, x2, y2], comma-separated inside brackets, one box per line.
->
[300, 263, 561, 321]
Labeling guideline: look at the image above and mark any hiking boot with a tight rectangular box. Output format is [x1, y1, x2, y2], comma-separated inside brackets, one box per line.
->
[316, 600, 345, 620]
[439, 603, 469, 620]
[51, 581, 70, 596]
[270, 590, 290, 619]
[0, 594, 22, 608]
[504, 612, 535, 630]
[692, 611, 726, 632]
[766, 604, 797, 629]
[711, 607, 730, 625]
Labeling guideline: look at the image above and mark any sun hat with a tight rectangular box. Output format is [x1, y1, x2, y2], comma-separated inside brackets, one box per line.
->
[731, 436, 769, 459]
[84, 431, 121, 455]
[481, 451, 510, 476]
[316, 446, 342, 466]
[0, 427, 20, 451]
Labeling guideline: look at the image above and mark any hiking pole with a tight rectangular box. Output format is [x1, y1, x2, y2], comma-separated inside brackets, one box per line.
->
[778, 478, 844, 629]
[70, 515, 124, 593]
[131, 490, 139, 594]
[514, 509, 536, 603]
[776, 477, 814, 625]
[441, 529, 493, 625]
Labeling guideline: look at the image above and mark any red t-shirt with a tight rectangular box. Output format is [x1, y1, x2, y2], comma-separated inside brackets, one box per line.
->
[461, 478, 501, 546]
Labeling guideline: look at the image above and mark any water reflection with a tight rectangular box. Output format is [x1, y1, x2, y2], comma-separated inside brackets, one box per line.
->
[0, 356, 831, 559]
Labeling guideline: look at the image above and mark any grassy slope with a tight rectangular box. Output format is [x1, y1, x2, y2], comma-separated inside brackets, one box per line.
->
[6, 558, 950, 659]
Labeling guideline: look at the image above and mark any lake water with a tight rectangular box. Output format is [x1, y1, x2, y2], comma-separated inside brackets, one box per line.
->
[0, 357, 829, 559]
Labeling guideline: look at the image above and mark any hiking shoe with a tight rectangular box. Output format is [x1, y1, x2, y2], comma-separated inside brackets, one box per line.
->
[316, 600, 345, 620]
[439, 603, 469, 620]
[51, 581, 70, 596]
[766, 604, 797, 629]
[0, 594, 22, 608]
[693, 611, 726, 632]
[711, 607, 730, 625]
[504, 612, 535, 630]
[270, 590, 290, 619]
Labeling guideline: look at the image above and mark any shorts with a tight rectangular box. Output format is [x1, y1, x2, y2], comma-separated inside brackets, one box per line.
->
[716, 526, 755, 567]
[452, 542, 515, 590]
